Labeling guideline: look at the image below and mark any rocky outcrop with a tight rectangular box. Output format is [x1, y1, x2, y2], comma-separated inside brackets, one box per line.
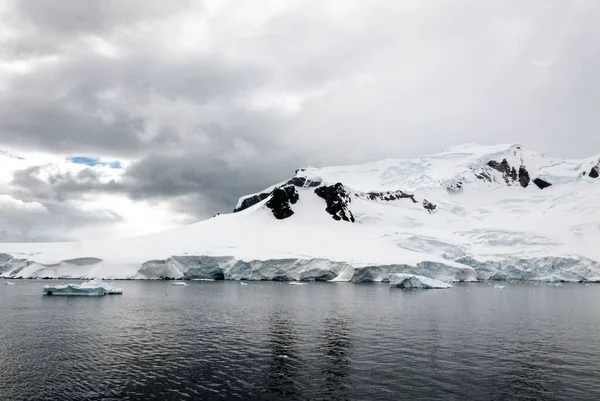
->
[487, 159, 517, 184]
[423, 200, 437, 213]
[533, 178, 552, 189]
[354, 190, 417, 203]
[478, 159, 531, 188]
[518, 166, 530, 188]
[234, 172, 321, 213]
[314, 183, 355, 222]
[234, 193, 270, 213]
[285, 176, 322, 188]
[590, 166, 599, 179]
[266, 186, 299, 220]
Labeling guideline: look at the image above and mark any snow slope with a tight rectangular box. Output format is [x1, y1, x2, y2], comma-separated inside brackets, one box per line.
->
[1, 144, 599, 283]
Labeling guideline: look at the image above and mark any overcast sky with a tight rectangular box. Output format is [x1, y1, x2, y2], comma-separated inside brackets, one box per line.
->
[1, 0, 599, 241]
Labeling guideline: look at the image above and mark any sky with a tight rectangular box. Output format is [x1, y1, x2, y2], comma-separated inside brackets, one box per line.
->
[0, 0, 599, 242]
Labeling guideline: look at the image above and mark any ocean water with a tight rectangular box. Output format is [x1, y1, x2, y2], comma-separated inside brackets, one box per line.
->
[1, 279, 599, 400]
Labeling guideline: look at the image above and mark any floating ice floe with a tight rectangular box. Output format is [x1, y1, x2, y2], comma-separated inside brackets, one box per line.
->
[494, 284, 506, 289]
[240, 282, 248, 286]
[170, 282, 188, 286]
[5, 281, 15, 285]
[43, 278, 122, 296]
[289, 282, 307, 286]
[389, 274, 452, 289]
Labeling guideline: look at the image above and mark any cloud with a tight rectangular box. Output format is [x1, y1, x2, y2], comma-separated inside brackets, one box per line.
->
[0, 0, 599, 240]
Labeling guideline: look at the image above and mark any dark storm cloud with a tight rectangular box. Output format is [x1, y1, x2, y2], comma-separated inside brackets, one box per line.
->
[10, 165, 118, 202]
[1, 0, 600, 240]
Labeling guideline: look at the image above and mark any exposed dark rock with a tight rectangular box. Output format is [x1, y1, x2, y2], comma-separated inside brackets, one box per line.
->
[234, 192, 270, 213]
[447, 181, 463, 191]
[487, 159, 512, 176]
[590, 166, 599, 179]
[355, 190, 417, 203]
[314, 183, 355, 222]
[533, 178, 552, 189]
[475, 172, 492, 182]
[484, 159, 516, 184]
[518, 166, 530, 188]
[423, 199, 437, 213]
[234, 172, 321, 213]
[285, 176, 322, 188]
[266, 186, 299, 220]
[483, 159, 531, 188]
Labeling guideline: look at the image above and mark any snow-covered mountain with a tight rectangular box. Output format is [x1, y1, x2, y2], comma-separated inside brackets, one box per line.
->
[1, 144, 599, 283]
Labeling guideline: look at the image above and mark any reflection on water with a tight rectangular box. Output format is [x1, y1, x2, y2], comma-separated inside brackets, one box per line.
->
[320, 314, 352, 401]
[265, 309, 300, 399]
[1, 280, 600, 400]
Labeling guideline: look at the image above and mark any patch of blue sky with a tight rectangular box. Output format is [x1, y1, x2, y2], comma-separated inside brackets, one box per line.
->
[68, 156, 122, 169]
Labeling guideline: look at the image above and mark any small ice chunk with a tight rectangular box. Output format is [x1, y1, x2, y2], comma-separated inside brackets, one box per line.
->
[5, 281, 15, 285]
[289, 282, 307, 286]
[493, 284, 506, 289]
[170, 282, 188, 286]
[389, 274, 452, 289]
[240, 282, 248, 286]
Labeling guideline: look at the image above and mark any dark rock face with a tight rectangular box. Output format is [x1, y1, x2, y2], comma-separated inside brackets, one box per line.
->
[314, 183, 355, 222]
[355, 190, 417, 203]
[423, 200, 437, 213]
[285, 176, 322, 188]
[447, 181, 463, 191]
[518, 166, 530, 188]
[533, 178, 552, 189]
[487, 159, 512, 178]
[234, 192, 270, 213]
[234, 172, 320, 213]
[266, 186, 299, 220]
[590, 166, 599, 179]
[482, 159, 531, 188]
[486, 159, 522, 184]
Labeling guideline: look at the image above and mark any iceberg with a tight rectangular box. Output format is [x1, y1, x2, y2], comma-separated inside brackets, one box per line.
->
[43, 278, 122, 296]
[5, 281, 15, 285]
[43, 283, 105, 296]
[86, 278, 123, 294]
[170, 282, 188, 286]
[389, 274, 452, 289]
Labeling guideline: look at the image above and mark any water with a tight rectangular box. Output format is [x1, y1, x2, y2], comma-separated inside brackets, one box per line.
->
[1, 280, 600, 400]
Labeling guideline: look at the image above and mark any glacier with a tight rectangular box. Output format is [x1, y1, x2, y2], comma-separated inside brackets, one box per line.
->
[1, 144, 599, 284]
[389, 274, 452, 289]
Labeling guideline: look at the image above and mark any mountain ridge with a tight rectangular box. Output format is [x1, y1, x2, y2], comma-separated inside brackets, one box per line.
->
[1, 144, 599, 283]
